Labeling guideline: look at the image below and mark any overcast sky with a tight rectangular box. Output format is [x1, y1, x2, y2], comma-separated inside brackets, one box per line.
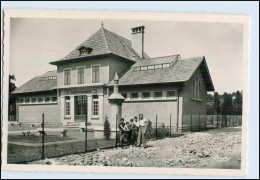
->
[10, 18, 244, 94]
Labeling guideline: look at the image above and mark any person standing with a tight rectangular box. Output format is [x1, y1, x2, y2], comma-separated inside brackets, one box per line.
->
[137, 114, 147, 147]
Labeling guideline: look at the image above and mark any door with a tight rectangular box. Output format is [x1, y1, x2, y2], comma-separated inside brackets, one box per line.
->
[75, 95, 88, 122]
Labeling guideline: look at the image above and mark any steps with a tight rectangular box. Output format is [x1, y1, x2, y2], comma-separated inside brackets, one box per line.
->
[63, 122, 91, 128]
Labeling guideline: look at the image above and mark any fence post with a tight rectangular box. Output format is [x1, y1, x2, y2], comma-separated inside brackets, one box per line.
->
[216, 114, 218, 128]
[199, 114, 201, 131]
[41, 113, 45, 160]
[170, 114, 172, 138]
[156, 114, 158, 140]
[115, 114, 118, 147]
[85, 114, 88, 152]
[191, 115, 192, 133]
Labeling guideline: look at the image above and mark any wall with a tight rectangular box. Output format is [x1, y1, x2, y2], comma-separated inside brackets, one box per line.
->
[181, 67, 208, 128]
[19, 103, 59, 123]
[16, 91, 60, 123]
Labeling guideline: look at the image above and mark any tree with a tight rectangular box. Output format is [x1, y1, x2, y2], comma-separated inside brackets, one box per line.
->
[234, 90, 243, 115]
[213, 92, 221, 115]
[221, 92, 234, 115]
[207, 94, 214, 115]
[9, 75, 17, 121]
[103, 116, 111, 140]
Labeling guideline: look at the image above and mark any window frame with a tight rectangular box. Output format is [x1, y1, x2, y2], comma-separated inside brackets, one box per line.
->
[92, 95, 99, 117]
[154, 91, 163, 99]
[77, 66, 85, 84]
[64, 68, 72, 85]
[166, 90, 177, 98]
[65, 96, 71, 116]
[130, 92, 138, 99]
[91, 64, 101, 83]
[142, 92, 150, 99]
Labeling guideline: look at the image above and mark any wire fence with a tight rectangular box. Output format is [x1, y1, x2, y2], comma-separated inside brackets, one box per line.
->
[7, 113, 242, 164]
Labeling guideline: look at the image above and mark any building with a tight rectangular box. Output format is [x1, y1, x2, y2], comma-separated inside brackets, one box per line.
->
[12, 25, 214, 133]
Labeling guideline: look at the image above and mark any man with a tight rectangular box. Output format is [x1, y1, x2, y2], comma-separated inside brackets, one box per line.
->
[119, 118, 125, 145]
[133, 116, 139, 145]
[137, 114, 147, 147]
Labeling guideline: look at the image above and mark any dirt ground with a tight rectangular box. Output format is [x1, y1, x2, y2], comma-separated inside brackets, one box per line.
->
[30, 127, 242, 169]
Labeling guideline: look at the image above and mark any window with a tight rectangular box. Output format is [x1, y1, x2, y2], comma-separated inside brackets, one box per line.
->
[79, 47, 93, 55]
[140, 66, 148, 71]
[167, 91, 176, 98]
[122, 93, 127, 99]
[155, 64, 163, 69]
[75, 96, 88, 119]
[92, 95, 99, 116]
[92, 65, 100, 83]
[52, 97, 57, 102]
[142, 92, 150, 99]
[78, 67, 84, 84]
[163, 63, 171, 68]
[64, 69, 71, 85]
[65, 96, 70, 116]
[19, 99, 24, 103]
[130, 93, 138, 99]
[154, 92, 163, 98]
[45, 97, 50, 102]
[193, 77, 200, 99]
[32, 98, 36, 103]
[65, 102, 70, 116]
[37, 97, 43, 103]
[148, 65, 155, 70]
[25, 98, 30, 103]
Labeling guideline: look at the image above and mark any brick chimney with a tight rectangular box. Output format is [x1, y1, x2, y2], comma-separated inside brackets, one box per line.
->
[131, 26, 145, 59]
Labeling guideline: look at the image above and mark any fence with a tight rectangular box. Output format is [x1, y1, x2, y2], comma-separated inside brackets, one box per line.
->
[8, 113, 242, 163]
[8, 113, 116, 164]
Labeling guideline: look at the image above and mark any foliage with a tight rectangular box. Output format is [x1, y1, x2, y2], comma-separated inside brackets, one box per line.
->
[9, 75, 17, 120]
[103, 116, 111, 140]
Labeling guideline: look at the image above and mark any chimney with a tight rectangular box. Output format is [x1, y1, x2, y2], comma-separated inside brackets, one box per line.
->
[131, 26, 145, 59]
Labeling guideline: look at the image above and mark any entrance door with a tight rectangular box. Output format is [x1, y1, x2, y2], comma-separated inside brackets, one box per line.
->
[75, 95, 88, 122]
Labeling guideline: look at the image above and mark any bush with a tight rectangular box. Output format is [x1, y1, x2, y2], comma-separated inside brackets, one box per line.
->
[145, 121, 170, 140]
[145, 120, 155, 139]
[103, 116, 111, 140]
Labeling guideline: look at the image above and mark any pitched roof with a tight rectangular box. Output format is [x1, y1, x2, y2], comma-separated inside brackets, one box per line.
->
[50, 27, 149, 65]
[109, 56, 214, 91]
[12, 70, 57, 94]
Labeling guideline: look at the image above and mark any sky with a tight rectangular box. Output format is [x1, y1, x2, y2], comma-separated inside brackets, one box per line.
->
[10, 18, 244, 94]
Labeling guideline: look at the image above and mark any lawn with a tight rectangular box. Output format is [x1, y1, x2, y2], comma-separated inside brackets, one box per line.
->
[8, 134, 75, 143]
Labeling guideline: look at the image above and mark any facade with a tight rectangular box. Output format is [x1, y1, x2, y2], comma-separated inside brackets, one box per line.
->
[12, 25, 214, 133]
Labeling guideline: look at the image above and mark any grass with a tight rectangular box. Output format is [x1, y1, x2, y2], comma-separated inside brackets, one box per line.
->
[8, 134, 74, 143]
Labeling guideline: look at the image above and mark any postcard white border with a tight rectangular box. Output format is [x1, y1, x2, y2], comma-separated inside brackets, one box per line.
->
[2, 9, 249, 177]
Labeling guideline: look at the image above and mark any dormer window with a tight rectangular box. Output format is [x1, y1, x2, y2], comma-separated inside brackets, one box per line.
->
[79, 46, 93, 56]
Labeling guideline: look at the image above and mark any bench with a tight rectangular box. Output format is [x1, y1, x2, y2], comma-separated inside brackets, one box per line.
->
[10, 122, 22, 127]
[30, 123, 42, 127]
[36, 128, 68, 137]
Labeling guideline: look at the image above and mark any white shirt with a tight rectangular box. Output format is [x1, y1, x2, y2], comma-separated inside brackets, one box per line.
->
[139, 118, 147, 127]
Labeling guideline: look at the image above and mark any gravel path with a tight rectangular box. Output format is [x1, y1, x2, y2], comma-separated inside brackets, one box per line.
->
[30, 127, 242, 169]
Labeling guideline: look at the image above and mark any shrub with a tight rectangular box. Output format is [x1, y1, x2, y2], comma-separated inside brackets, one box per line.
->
[103, 116, 111, 140]
[145, 120, 155, 139]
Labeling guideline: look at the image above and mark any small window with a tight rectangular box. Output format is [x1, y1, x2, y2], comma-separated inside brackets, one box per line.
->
[79, 47, 93, 55]
[78, 67, 84, 84]
[133, 67, 140, 72]
[148, 65, 155, 70]
[155, 64, 163, 69]
[167, 91, 176, 98]
[19, 99, 24, 103]
[163, 63, 171, 68]
[52, 97, 57, 102]
[122, 93, 127, 99]
[92, 95, 99, 116]
[65, 96, 70, 100]
[140, 66, 148, 71]
[65, 102, 70, 116]
[64, 69, 71, 85]
[130, 93, 138, 99]
[92, 65, 100, 83]
[25, 98, 30, 103]
[45, 97, 50, 102]
[142, 92, 150, 99]
[38, 97, 43, 103]
[154, 92, 163, 98]
[52, 76, 57, 80]
[31, 98, 36, 103]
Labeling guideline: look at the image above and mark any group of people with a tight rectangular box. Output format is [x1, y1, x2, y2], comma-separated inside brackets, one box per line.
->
[119, 114, 147, 147]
